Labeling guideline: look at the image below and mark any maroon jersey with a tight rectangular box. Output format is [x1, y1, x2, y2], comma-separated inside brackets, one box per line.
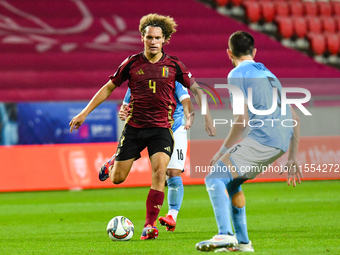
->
[110, 52, 194, 128]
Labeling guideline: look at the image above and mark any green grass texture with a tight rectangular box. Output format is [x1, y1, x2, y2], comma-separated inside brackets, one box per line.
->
[0, 180, 339, 254]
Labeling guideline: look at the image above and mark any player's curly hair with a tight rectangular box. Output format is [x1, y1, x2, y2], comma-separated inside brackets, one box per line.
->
[139, 13, 177, 43]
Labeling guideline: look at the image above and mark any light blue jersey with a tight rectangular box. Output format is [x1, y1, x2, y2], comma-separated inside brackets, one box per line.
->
[123, 81, 190, 133]
[228, 60, 293, 152]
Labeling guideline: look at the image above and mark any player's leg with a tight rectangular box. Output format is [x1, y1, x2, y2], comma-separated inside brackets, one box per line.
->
[159, 126, 187, 231]
[195, 157, 239, 252]
[141, 128, 173, 240]
[99, 124, 145, 183]
[214, 137, 284, 252]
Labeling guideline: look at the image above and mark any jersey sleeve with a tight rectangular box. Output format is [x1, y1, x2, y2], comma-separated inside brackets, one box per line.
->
[175, 81, 190, 102]
[174, 60, 195, 89]
[123, 88, 131, 105]
[109, 56, 132, 87]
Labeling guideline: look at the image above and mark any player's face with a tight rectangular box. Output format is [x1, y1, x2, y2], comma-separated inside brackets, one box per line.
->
[142, 26, 165, 57]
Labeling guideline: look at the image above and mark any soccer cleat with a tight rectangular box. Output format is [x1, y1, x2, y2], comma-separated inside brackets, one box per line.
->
[140, 225, 159, 240]
[195, 234, 238, 252]
[214, 241, 254, 252]
[158, 214, 176, 232]
[99, 155, 115, 181]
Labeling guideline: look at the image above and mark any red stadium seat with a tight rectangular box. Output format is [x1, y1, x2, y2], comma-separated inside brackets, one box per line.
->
[332, 1, 340, 16]
[325, 33, 340, 55]
[304, 1, 318, 16]
[231, 0, 243, 6]
[308, 33, 326, 55]
[321, 16, 336, 34]
[290, 1, 304, 17]
[292, 16, 307, 38]
[275, 2, 290, 17]
[306, 16, 322, 34]
[243, 1, 261, 23]
[276, 16, 294, 39]
[335, 17, 340, 32]
[261, 2, 275, 23]
[215, 0, 229, 7]
[318, 1, 332, 17]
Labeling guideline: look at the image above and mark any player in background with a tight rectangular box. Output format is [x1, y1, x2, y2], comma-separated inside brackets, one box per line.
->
[195, 31, 302, 252]
[69, 13, 215, 241]
[119, 82, 194, 232]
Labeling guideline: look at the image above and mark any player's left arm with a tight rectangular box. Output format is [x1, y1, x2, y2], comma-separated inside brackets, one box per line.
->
[189, 82, 216, 136]
[181, 98, 195, 130]
[280, 106, 302, 187]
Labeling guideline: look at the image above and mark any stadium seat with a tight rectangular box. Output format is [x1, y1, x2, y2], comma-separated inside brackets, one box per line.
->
[335, 17, 340, 32]
[243, 1, 261, 23]
[325, 33, 340, 55]
[332, 1, 340, 16]
[230, 0, 243, 6]
[308, 33, 326, 55]
[318, 1, 332, 17]
[290, 1, 304, 17]
[321, 16, 336, 34]
[306, 16, 322, 34]
[275, 2, 290, 17]
[261, 2, 275, 23]
[276, 16, 294, 39]
[292, 16, 308, 38]
[215, 0, 229, 7]
[304, 1, 318, 16]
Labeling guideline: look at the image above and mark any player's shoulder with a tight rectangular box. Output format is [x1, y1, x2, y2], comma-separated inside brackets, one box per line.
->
[164, 53, 179, 61]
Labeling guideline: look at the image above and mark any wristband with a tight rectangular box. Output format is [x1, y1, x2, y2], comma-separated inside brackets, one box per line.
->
[219, 145, 228, 154]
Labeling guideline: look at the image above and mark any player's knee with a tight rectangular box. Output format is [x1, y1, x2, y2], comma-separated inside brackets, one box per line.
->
[231, 191, 245, 208]
[166, 168, 182, 178]
[110, 171, 126, 184]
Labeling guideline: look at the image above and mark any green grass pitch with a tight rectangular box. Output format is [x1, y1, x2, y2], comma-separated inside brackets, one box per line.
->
[0, 180, 339, 254]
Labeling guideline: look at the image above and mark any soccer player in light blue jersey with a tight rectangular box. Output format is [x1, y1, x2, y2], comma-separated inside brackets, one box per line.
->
[119, 82, 194, 232]
[196, 31, 302, 252]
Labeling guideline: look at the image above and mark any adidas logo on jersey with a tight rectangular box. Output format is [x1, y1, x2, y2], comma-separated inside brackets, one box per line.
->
[164, 146, 171, 153]
[136, 69, 144, 75]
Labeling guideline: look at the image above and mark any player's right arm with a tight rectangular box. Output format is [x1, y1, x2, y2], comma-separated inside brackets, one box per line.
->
[209, 103, 249, 166]
[281, 106, 302, 187]
[181, 98, 195, 130]
[69, 80, 116, 132]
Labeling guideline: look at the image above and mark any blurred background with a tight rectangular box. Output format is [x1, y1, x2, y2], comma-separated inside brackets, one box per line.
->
[0, 0, 339, 191]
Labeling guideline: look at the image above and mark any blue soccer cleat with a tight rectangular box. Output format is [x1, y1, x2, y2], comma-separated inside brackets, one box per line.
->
[99, 155, 115, 181]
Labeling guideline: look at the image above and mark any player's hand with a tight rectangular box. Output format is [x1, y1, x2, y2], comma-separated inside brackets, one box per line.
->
[205, 119, 216, 137]
[69, 113, 86, 133]
[184, 112, 195, 130]
[119, 104, 128, 121]
[279, 158, 303, 187]
[209, 151, 223, 166]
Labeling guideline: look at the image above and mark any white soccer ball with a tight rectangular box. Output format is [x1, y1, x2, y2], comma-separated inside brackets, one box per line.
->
[107, 216, 134, 241]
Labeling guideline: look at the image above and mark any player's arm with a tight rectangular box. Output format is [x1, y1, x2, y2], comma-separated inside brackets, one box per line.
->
[181, 98, 195, 130]
[210, 103, 249, 166]
[281, 106, 302, 187]
[69, 80, 116, 132]
[189, 82, 216, 136]
[119, 89, 131, 121]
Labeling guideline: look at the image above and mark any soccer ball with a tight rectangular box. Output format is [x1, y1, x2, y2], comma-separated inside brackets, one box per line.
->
[107, 216, 134, 241]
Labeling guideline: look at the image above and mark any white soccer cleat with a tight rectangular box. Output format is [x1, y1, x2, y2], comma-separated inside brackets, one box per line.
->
[195, 234, 238, 252]
[214, 240, 254, 252]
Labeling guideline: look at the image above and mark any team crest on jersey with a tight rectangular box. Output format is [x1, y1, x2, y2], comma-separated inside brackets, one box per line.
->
[162, 66, 169, 77]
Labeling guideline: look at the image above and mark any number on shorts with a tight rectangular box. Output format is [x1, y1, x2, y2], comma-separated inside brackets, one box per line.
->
[177, 149, 184, 160]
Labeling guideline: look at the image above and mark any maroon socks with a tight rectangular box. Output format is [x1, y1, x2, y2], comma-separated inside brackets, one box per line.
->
[144, 189, 164, 227]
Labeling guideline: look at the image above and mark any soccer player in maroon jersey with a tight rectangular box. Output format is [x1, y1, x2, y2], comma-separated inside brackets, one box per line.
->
[69, 13, 215, 240]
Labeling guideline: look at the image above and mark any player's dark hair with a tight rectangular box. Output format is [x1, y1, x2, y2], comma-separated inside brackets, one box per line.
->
[229, 31, 254, 58]
[139, 13, 177, 43]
